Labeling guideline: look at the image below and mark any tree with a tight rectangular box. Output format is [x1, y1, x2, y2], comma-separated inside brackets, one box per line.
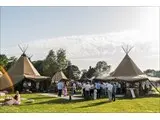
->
[0, 54, 8, 69]
[33, 60, 44, 75]
[81, 69, 87, 73]
[80, 69, 88, 79]
[86, 66, 96, 78]
[95, 61, 111, 76]
[144, 69, 156, 76]
[43, 50, 58, 77]
[144, 69, 155, 74]
[63, 63, 81, 80]
[40, 49, 69, 77]
[6, 56, 17, 70]
[56, 49, 68, 71]
[95, 61, 110, 72]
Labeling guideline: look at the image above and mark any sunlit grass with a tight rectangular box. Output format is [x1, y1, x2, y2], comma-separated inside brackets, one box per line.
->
[0, 93, 159, 113]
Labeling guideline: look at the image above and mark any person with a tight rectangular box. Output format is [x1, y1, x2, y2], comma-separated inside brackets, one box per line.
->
[101, 82, 106, 97]
[63, 82, 68, 96]
[85, 82, 91, 100]
[68, 81, 73, 101]
[90, 83, 94, 98]
[107, 83, 113, 102]
[73, 82, 76, 94]
[57, 81, 64, 97]
[93, 87, 97, 100]
[82, 82, 86, 97]
[13, 91, 21, 105]
[77, 82, 81, 90]
[121, 82, 126, 94]
[105, 82, 109, 94]
[3, 91, 21, 106]
[117, 83, 121, 94]
[95, 82, 101, 98]
[23, 81, 27, 91]
[36, 82, 40, 92]
[112, 83, 116, 101]
[102, 82, 107, 96]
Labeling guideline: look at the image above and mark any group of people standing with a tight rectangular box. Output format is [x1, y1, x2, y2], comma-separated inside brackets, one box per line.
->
[57, 81, 67, 97]
[56, 80, 122, 102]
[57, 81, 77, 97]
[81, 81, 122, 101]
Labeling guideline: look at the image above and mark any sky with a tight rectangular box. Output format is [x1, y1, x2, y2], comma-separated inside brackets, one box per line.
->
[0, 7, 159, 71]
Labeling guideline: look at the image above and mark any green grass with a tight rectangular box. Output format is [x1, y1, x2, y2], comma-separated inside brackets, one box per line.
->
[0, 94, 160, 113]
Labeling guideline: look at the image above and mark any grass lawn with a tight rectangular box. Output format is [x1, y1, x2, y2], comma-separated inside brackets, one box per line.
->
[0, 94, 159, 113]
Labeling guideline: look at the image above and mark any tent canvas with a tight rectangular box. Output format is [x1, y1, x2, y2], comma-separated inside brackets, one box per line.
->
[0, 73, 13, 91]
[7, 54, 49, 86]
[109, 46, 147, 82]
[112, 54, 143, 77]
[110, 54, 160, 82]
[51, 71, 68, 83]
[95, 46, 160, 83]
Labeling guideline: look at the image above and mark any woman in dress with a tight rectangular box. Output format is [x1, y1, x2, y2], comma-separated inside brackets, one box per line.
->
[63, 82, 68, 96]
[13, 91, 21, 105]
[3, 91, 21, 105]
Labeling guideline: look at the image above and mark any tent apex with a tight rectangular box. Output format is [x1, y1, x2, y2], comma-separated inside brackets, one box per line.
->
[122, 45, 134, 54]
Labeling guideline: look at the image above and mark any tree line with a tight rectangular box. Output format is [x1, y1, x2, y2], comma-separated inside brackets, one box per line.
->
[2, 48, 159, 79]
[0, 48, 112, 80]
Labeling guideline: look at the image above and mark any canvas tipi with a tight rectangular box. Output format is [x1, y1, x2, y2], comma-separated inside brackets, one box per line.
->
[94, 46, 160, 97]
[112, 47, 143, 77]
[0, 66, 14, 91]
[7, 45, 50, 92]
[95, 46, 146, 82]
[51, 71, 68, 83]
[109, 46, 149, 82]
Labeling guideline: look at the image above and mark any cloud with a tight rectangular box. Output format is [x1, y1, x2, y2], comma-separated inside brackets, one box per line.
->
[1, 29, 159, 70]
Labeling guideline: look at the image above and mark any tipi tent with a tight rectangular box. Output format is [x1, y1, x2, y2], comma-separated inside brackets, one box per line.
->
[110, 46, 160, 96]
[7, 46, 50, 92]
[7, 54, 49, 85]
[110, 54, 148, 82]
[51, 71, 68, 83]
[94, 46, 160, 97]
[110, 46, 160, 83]
[112, 54, 143, 77]
[94, 47, 146, 82]
[110, 46, 148, 82]
[0, 66, 14, 91]
[0, 73, 13, 91]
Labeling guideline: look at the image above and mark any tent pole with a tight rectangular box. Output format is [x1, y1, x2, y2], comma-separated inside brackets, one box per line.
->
[147, 79, 160, 93]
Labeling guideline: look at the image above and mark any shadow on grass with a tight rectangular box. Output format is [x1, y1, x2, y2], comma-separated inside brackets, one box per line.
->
[76, 101, 112, 108]
[29, 96, 55, 100]
[20, 98, 86, 106]
[35, 98, 86, 104]
[116, 94, 160, 101]
[20, 94, 160, 107]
